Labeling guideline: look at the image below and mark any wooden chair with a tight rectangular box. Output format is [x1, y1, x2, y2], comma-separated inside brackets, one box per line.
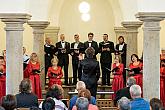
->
[96, 99, 114, 110]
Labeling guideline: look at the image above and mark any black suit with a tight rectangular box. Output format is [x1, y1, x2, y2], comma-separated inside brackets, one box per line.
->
[56, 41, 70, 85]
[44, 44, 57, 83]
[78, 58, 100, 97]
[116, 43, 127, 84]
[99, 41, 115, 85]
[84, 41, 98, 59]
[114, 87, 132, 105]
[71, 42, 84, 84]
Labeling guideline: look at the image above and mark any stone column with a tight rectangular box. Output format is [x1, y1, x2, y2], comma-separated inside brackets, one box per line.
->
[44, 26, 60, 45]
[0, 13, 31, 94]
[122, 21, 142, 67]
[114, 27, 127, 43]
[136, 12, 165, 99]
[28, 21, 50, 89]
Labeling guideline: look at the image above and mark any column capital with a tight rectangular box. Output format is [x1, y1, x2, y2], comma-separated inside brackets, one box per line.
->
[136, 12, 165, 22]
[114, 27, 126, 33]
[28, 21, 50, 29]
[44, 26, 60, 34]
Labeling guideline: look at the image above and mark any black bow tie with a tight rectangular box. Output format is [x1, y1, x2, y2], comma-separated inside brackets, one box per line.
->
[62, 41, 65, 43]
[88, 41, 92, 43]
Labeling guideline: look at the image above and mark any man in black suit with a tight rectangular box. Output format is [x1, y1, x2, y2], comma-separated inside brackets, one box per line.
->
[114, 77, 136, 105]
[99, 34, 115, 85]
[44, 37, 57, 82]
[78, 47, 100, 98]
[116, 36, 127, 84]
[84, 32, 98, 59]
[71, 34, 84, 85]
[56, 34, 70, 85]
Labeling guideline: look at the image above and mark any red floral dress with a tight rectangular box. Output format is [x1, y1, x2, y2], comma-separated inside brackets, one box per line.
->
[160, 67, 165, 106]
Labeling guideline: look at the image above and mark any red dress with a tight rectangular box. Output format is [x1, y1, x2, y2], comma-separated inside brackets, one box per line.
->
[24, 61, 42, 98]
[160, 67, 165, 106]
[129, 62, 143, 89]
[112, 63, 124, 99]
[0, 65, 6, 99]
[47, 66, 63, 88]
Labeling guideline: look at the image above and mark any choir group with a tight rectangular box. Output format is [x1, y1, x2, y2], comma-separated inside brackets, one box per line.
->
[0, 32, 165, 107]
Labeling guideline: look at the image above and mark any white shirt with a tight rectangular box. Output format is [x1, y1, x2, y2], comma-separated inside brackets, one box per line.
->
[39, 98, 68, 110]
[23, 54, 30, 64]
[61, 41, 65, 48]
[119, 43, 124, 51]
[88, 41, 92, 47]
[74, 42, 79, 49]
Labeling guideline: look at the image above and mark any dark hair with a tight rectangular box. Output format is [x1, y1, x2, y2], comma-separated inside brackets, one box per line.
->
[0, 56, 4, 60]
[150, 98, 163, 110]
[103, 34, 108, 37]
[118, 36, 124, 41]
[46, 84, 63, 100]
[1, 94, 17, 110]
[85, 47, 95, 58]
[19, 79, 31, 93]
[88, 32, 94, 37]
[42, 98, 55, 110]
[131, 54, 139, 62]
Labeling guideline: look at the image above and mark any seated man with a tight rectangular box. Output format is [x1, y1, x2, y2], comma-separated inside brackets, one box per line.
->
[69, 81, 96, 110]
[129, 84, 150, 110]
[117, 97, 130, 110]
[114, 77, 136, 105]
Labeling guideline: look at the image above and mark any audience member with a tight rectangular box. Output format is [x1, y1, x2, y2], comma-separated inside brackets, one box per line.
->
[129, 84, 150, 110]
[0, 106, 5, 110]
[16, 79, 38, 108]
[1, 94, 17, 110]
[39, 84, 68, 110]
[150, 98, 164, 110]
[42, 98, 55, 110]
[69, 81, 96, 110]
[74, 97, 89, 110]
[117, 97, 130, 110]
[114, 77, 136, 105]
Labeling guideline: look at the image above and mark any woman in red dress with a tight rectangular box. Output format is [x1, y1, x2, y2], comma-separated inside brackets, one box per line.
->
[0, 56, 6, 99]
[47, 57, 63, 88]
[129, 54, 143, 89]
[112, 55, 124, 99]
[24, 53, 42, 98]
[160, 59, 165, 106]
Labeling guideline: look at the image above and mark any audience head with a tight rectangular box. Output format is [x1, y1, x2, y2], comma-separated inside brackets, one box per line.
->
[42, 98, 55, 110]
[51, 56, 58, 66]
[76, 97, 89, 110]
[118, 97, 130, 110]
[60, 34, 65, 41]
[103, 34, 108, 42]
[76, 81, 86, 92]
[126, 77, 136, 87]
[30, 53, 38, 62]
[1, 94, 17, 110]
[130, 84, 142, 99]
[88, 32, 94, 41]
[45, 37, 51, 45]
[150, 98, 163, 110]
[46, 84, 63, 100]
[0, 106, 5, 110]
[85, 47, 95, 58]
[118, 36, 125, 44]
[74, 34, 80, 42]
[114, 55, 122, 63]
[19, 79, 32, 93]
[78, 89, 91, 102]
[0, 56, 5, 65]
[131, 54, 139, 62]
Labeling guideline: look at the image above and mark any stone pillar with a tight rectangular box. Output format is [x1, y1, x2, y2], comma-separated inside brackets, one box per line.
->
[28, 21, 50, 89]
[44, 26, 60, 45]
[114, 27, 127, 44]
[136, 12, 165, 99]
[122, 21, 142, 67]
[0, 13, 31, 94]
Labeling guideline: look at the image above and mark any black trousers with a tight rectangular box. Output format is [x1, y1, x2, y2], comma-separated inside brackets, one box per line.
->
[87, 83, 97, 98]
[58, 56, 69, 85]
[72, 60, 79, 85]
[101, 63, 111, 85]
[45, 55, 53, 83]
